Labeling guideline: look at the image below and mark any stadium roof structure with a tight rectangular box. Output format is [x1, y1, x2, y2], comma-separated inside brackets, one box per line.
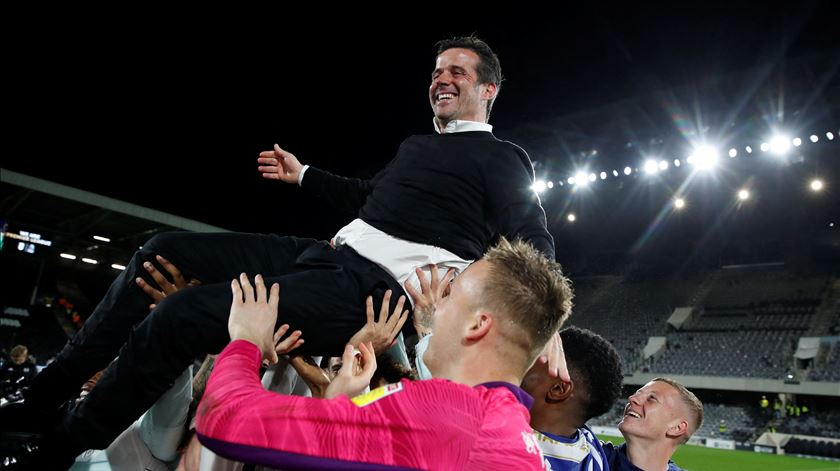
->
[1, 168, 228, 275]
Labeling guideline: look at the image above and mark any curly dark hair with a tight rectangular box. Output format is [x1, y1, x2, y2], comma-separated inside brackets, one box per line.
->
[435, 36, 503, 121]
[560, 326, 623, 421]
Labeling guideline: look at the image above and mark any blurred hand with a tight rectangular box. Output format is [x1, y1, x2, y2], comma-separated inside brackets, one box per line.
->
[135, 255, 201, 310]
[228, 273, 293, 365]
[347, 290, 408, 355]
[257, 144, 304, 184]
[538, 331, 569, 381]
[404, 265, 455, 336]
[324, 342, 376, 399]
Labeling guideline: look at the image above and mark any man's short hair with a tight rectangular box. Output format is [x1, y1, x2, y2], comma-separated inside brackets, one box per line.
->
[482, 238, 573, 361]
[652, 377, 704, 443]
[435, 36, 503, 121]
[561, 327, 623, 421]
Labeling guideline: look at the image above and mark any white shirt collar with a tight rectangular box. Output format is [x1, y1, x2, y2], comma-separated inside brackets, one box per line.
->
[433, 119, 493, 134]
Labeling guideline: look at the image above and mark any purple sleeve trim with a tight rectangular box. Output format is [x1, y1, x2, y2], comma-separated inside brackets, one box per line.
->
[196, 433, 421, 471]
[477, 381, 534, 410]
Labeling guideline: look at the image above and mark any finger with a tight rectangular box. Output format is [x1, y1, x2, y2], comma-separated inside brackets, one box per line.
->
[239, 273, 254, 302]
[417, 267, 431, 294]
[257, 156, 279, 164]
[288, 338, 304, 353]
[275, 331, 303, 354]
[365, 296, 375, 325]
[261, 172, 281, 180]
[429, 264, 439, 290]
[378, 290, 392, 323]
[144, 261, 173, 294]
[135, 277, 164, 302]
[269, 283, 280, 311]
[258, 165, 280, 173]
[385, 295, 406, 330]
[555, 334, 570, 382]
[254, 274, 266, 303]
[273, 324, 291, 345]
[359, 341, 377, 376]
[338, 344, 357, 377]
[231, 278, 243, 304]
[438, 268, 456, 298]
[258, 150, 277, 159]
[149, 303, 156, 311]
[274, 144, 290, 157]
[403, 279, 421, 304]
[156, 255, 186, 286]
[393, 309, 409, 336]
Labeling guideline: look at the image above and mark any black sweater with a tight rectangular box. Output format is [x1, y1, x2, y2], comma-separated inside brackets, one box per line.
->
[302, 131, 555, 260]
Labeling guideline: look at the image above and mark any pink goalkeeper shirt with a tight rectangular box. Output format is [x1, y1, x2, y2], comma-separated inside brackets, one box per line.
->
[196, 340, 545, 470]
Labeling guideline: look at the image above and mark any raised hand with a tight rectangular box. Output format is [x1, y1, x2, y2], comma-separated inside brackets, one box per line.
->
[257, 144, 304, 184]
[135, 255, 201, 310]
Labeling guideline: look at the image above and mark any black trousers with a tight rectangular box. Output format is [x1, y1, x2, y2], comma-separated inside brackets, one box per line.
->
[25, 231, 406, 450]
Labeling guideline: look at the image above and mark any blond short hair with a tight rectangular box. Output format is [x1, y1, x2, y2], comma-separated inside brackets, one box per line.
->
[652, 377, 704, 443]
[482, 238, 573, 360]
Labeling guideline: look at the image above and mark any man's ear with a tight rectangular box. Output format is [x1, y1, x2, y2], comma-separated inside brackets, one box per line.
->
[547, 378, 574, 403]
[481, 82, 498, 102]
[665, 419, 689, 441]
[464, 312, 492, 342]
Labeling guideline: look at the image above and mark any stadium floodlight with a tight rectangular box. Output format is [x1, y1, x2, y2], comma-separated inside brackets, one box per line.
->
[769, 136, 790, 155]
[568, 177, 576, 185]
[644, 160, 658, 174]
[623, 166, 632, 175]
[567, 213, 576, 222]
[532, 180, 547, 193]
[111, 264, 126, 271]
[659, 160, 669, 170]
[809, 179, 823, 192]
[690, 145, 718, 170]
[809, 135, 819, 143]
[745, 146, 753, 153]
[674, 198, 686, 209]
[728, 148, 737, 158]
[576, 172, 589, 185]
[60, 253, 77, 260]
[589, 173, 597, 182]
[600, 172, 607, 180]
[82, 258, 98, 265]
[827, 132, 835, 141]
[737, 189, 750, 201]
[792, 137, 802, 147]
[674, 159, 681, 167]
[547, 181, 554, 189]
[612, 170, 619, 177]
[760, 142, 770, 152]
[93, 235, 110, 242]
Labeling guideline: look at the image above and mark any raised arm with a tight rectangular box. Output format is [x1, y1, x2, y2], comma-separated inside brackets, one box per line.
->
[257, 144, 385, 215]
[195, 274, 483, 470]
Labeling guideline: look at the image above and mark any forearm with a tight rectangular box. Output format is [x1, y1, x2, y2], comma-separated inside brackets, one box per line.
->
[300, 167, 375, 214]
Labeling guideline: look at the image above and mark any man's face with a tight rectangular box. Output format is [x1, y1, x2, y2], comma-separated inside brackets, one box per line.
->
[429, 48, 492, 124]
[423, 260, 489, 374]
[11, 354, 26, 366]
[619, 381, 687, 441]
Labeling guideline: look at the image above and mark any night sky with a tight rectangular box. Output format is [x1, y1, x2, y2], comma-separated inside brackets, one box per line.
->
[4, 3, 838, 248]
